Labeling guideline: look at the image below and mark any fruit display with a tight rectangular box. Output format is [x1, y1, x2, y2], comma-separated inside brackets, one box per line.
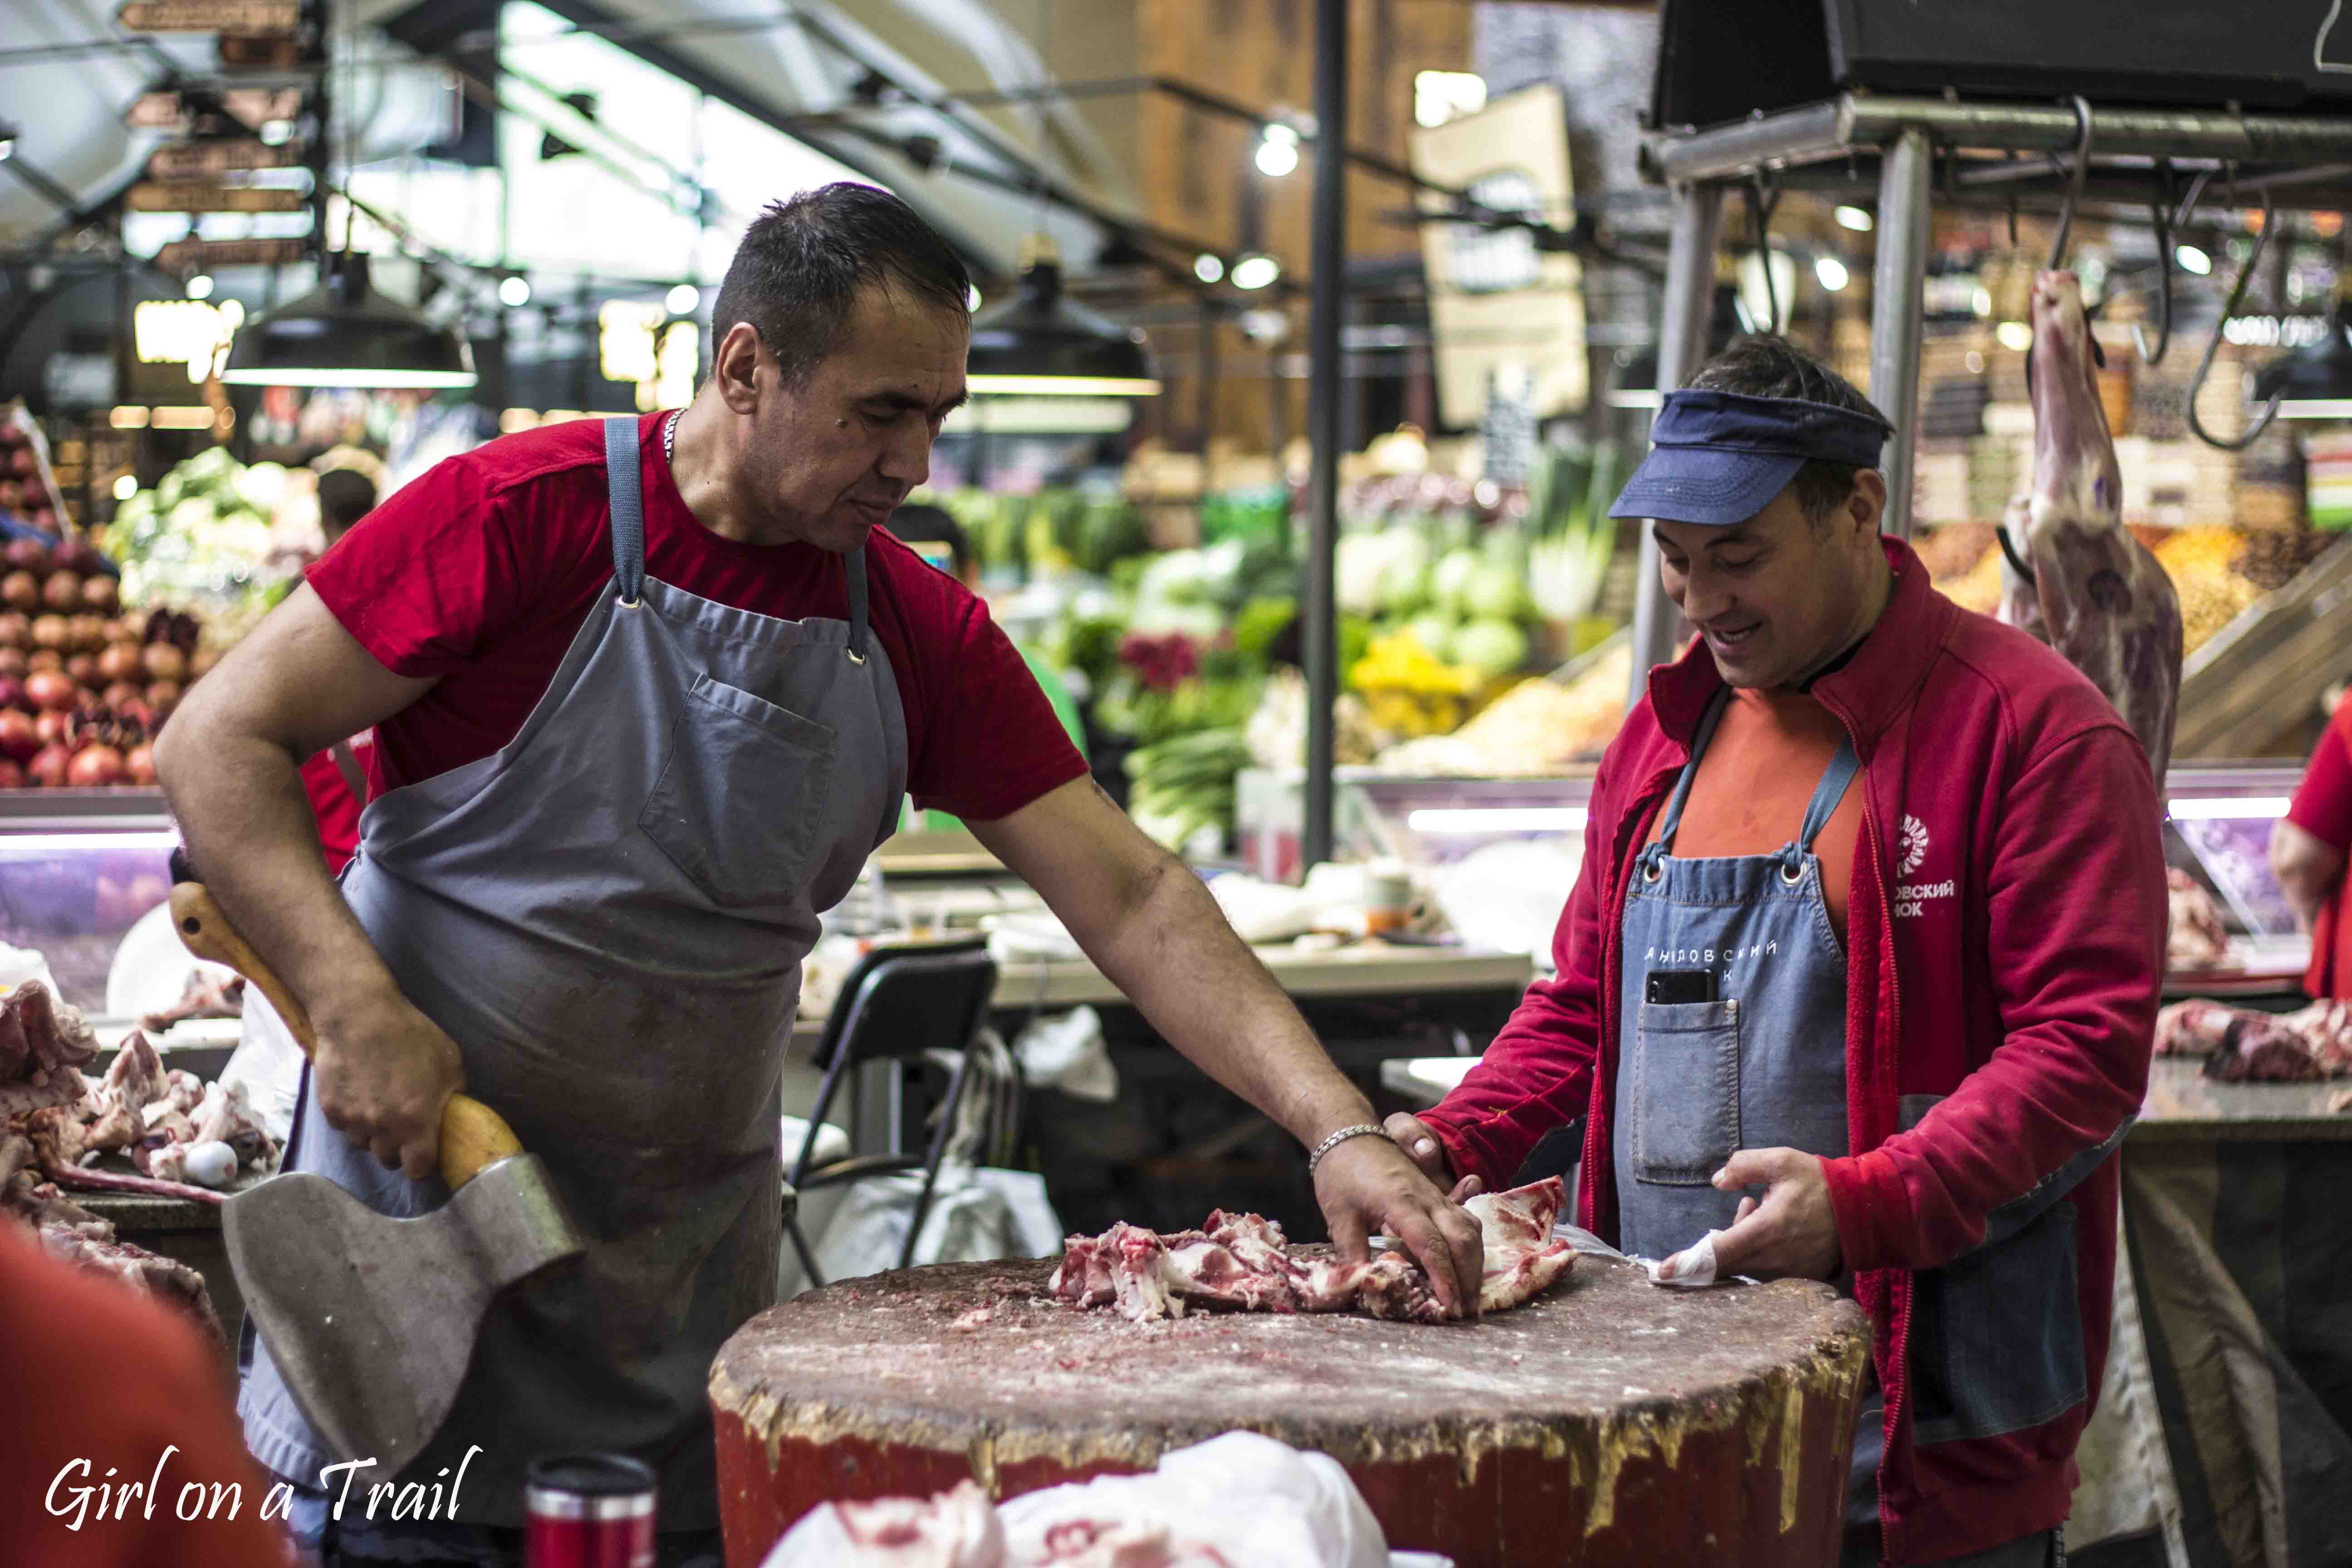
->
[917, 486, 1154, 580]
[1373, 640, 1632, 778]
[106, 446, 298, 646]
[0, 536, 206, 789]
[0, 405, 69, 538]
[1347, 628, 1483, 739]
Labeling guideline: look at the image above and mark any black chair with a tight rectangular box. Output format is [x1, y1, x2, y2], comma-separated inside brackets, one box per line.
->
[784, 937, 999, 1289]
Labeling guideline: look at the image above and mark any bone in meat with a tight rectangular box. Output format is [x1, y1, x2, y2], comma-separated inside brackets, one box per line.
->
[2155, 998, 2238, 1055]
[138, 970, 246, 1034]
[189, 1078, 277, 1170]
[44, 1161, 227, 1207]
[1050, 1177, 1574, 1325]
[82, 1029, 168, 1152]
[2159, 997, 2352, 1081]
[1997, 271, 2184, 776]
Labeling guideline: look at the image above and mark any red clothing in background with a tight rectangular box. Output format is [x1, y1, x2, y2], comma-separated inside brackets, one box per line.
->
[307, 412, 1087, 822]
[2287, 695, 2352, 997]
[1, 1224, 293, 1567]
[298, 733, 372, 876]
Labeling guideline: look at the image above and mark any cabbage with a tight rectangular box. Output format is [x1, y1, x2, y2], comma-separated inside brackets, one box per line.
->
[1404, 611, 1458, 662]
[1373, 532, 1434, 613]
[1431, 549, 1480, 614]
[167, 497, 217, 534]
[234, 461, 289, 514]
[1465, 564, 1528, 619]
[1452, 617, 1530, 677]
[114, 492, 154, 527]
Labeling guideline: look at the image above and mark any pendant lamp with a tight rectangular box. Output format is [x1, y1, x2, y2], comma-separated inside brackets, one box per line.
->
[965, 234, 1159, 397]
[220, 251, 476, 389]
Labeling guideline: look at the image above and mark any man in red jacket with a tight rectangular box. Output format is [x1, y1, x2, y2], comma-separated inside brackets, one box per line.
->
[1387, 336, 2165, 1567]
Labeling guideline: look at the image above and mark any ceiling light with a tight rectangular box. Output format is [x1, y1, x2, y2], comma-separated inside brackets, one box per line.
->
[1407, 807, 1589, 835]
[1814, 256, 1850, 292]
[185, 274, 214, 300]
[221, 252, 477, 389]
[2176, 244, 2212, 276]
[1231, 254, 1281, 291]
[1193, 254, 1225, 285]
[112, 475, 138, 500]
[1254, 124, 1300, 179]
[963, 233, 1159, 399]
[1995, 320, 2034, 352]
[1834, 205, 1874, 232]
[498, 275, 531, 308]
[665, 282, 700, 316]
[2166, 796, 2291, 820]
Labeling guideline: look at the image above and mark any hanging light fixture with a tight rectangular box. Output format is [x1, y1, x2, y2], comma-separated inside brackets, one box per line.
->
[965, 233, 1160, 398]
[219, 0, 475, 391]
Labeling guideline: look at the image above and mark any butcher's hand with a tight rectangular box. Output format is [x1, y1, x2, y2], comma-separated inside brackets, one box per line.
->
[1315, 1132, 1485, 1319]
[1659, 1147, 1840, 1283]
[312, 985, 466, 1181]
[1382, 1112, 1486, 1202]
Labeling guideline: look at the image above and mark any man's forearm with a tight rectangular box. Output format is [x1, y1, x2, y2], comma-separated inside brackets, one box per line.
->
[1081, 854, 1372, 1147]
[155, 726, 400, 1035]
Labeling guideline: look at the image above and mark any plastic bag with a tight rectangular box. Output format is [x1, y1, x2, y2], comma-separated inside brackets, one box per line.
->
[809, 1167, 1063, 1287]
[1011, 1006, 1116, 1103]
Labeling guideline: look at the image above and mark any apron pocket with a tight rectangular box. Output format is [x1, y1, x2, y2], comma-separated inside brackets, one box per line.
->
[1908, 1199, 2087, 1445]
[640, 673, 836, 908]
[1632, 998, 1740, 1185]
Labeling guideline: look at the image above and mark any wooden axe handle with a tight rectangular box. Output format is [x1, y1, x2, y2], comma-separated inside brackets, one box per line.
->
[168, 881, 524, 1191]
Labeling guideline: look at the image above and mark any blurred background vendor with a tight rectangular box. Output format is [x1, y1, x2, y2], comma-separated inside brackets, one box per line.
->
[2273, 685, 2352, 998]
[298, 466, 379, 875]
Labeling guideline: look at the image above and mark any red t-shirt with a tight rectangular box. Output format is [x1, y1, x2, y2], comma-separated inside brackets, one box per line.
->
[298, 733, 372, 876]
[2288, 695, 2352, 996]
[2, 1223, 295, 1568]
[306, 413, 1086, 821]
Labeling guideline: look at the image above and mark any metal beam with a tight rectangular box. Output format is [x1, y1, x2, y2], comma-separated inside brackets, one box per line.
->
[1301, 0, 1346, 872]
[1868, 127, 1931, 540]
[1627, 181, 1723, 701]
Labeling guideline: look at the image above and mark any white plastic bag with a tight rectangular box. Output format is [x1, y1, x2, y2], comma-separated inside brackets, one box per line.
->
[810, 1167, 1063, 1287]
[1011, 1006, 1117, 1102]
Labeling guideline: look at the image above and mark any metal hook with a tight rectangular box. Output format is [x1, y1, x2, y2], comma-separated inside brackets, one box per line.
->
[2134, 161, 2175, 366]
[2186, 188, 2285, 451]
[2047, 95, 2094, 272]
[1749, 170, 1782, 336]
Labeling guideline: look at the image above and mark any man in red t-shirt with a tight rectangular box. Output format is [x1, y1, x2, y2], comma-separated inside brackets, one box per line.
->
[2274, 690, 2352, 995]
[156, 185, 1476, 1563]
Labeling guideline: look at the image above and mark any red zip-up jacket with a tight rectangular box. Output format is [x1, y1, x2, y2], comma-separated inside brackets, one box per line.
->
[1419, 541, 2165, 1564]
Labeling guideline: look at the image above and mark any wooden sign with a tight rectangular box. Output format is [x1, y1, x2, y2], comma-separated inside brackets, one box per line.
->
[218, 33, 315, 69]
[117, 0, 299, 30]
[125, 87, 302, 135]
[154, 236, 309, 274]
[128, 181, 306, 214]
[146, 140, 301, 180]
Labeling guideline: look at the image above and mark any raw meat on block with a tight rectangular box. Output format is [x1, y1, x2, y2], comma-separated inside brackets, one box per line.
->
[1998, 271, 2184, 776]
[2165, 870, 2230, 971]
[2152, 996, 2352, 1081]
[1050, 1177, 1575, 1325]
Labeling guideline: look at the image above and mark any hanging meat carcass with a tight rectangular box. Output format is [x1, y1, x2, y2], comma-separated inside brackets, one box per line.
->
[1998, 270, 2185, 777]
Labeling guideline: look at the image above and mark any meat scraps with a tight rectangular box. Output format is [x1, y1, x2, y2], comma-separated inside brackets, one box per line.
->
[2154, 997, 2352, 1081]
[138, 970, 246, 1034]
[2165, 870, 2230, 971]
[1051, 1177, 1575, 1326]
[1997, 270, 2184, 776]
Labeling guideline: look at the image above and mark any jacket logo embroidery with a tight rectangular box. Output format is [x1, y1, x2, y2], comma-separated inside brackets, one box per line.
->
[1899, 813, 1930, 877]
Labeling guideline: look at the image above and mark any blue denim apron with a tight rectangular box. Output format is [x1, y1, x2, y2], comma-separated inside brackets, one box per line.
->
[239, 417, 907, 1538]
[1612, 686, 1858, 1261]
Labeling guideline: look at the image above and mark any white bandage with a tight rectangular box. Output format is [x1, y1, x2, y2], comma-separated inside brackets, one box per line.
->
[1645, 1229, 1722, 1289]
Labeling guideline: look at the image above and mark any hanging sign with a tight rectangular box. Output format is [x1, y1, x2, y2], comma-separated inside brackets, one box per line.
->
[125, 87, 302, 135]
[153, 236, 310, 273]
[117, 0, 299, 30]
[146, 140, 302, 180]
[127, 181, 306, 213]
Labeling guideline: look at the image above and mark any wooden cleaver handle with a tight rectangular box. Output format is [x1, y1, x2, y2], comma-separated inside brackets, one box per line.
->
[169, 882, 524, 1191]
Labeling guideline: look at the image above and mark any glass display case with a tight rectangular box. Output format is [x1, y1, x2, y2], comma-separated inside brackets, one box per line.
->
[0, 789, 176, 1018]
[2162, 763, 2310, 994]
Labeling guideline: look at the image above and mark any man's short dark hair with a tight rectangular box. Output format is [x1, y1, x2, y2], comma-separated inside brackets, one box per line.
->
[315, 467, 376, 541]
[711, 183, 971, 389]
[1685, 335, 1890, 524]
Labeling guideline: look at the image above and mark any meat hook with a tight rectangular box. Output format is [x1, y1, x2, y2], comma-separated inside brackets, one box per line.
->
[2186, 187, 2285, 452]
[2134, 161, 2176, 366]
[2046, 95, 2094, 272]
[1748, 169, 1783, 335]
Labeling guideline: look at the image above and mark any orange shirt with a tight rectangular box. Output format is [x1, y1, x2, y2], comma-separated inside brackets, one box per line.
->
[1646, 685, 1864, 941]
[0, 1224, 294, 1568]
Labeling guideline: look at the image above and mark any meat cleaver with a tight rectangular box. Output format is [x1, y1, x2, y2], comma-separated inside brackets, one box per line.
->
[171, 881, 586, 1476]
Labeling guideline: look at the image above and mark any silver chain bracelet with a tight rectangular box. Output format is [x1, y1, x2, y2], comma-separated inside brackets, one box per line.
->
[1307, 1123, 1392, 1175]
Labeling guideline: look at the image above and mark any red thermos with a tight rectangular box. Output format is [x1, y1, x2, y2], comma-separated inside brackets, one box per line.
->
[524, 1454, 657, 1568]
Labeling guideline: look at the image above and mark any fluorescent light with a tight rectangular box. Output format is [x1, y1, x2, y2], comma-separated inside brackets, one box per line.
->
[2167, 796, 2291, 820]
[185, 274, 214, 300]
[1231, 255, 1281, 291]
[962, 373, 1162, 397]
[2176, 245, 2212, 276]
[2278, 398, 2352, 419]
[218, 367, 480, 388]
[0, 832, 184, 853]
[498, 275, 532, 308]
[152, 406, 217, 428]
[665, 282, 701, 315]
[1193, 254, 1225, 284]
[1834, 205, 1874, 232]
[1604, 387, 1663, 410]
[1995, 320, 2034, 352]
[1815, 256, 1850, 292]
[1407, 807, 1589, 835]
[112, 474, 138, 500]
[108, 406, 150, 429]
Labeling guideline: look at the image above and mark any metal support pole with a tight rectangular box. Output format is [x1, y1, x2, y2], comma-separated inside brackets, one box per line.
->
[1627, 181, 1724, 703]
[1301, 0, 1346, 871]
[1869, 127, 1933, 539]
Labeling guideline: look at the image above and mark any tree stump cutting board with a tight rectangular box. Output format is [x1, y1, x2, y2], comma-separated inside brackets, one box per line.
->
[710, 1253, 1870, 1567]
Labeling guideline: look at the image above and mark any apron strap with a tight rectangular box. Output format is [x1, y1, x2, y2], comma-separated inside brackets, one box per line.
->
[603, 416, 647, 605]
[1652, 686, 1733, 856]
[1797, 733, 1862, 854]
[845, 545, 871, 664]
[326, 740, 367, 801]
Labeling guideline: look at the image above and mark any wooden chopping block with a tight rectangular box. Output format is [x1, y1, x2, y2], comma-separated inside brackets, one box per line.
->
[709, 1254, 1871, 1567]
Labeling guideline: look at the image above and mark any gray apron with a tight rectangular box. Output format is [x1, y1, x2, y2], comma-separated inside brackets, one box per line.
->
[240, 417, 907, 1533]
[1612, 686, 1857, 1262]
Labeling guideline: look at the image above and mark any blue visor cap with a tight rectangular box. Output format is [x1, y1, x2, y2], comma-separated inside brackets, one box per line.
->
[1608, 388, 1892, 526]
